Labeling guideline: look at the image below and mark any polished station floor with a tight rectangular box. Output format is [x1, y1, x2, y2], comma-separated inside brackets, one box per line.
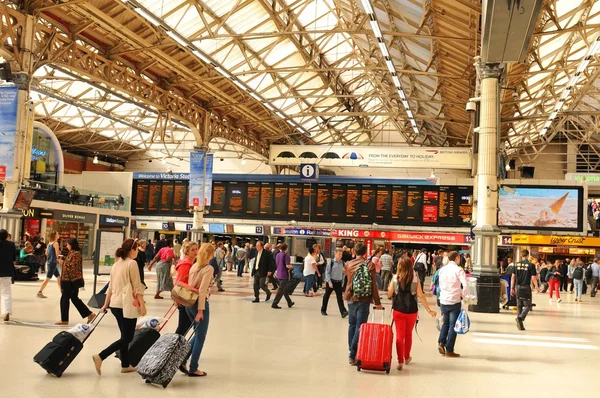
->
[1, 268, 599, 398]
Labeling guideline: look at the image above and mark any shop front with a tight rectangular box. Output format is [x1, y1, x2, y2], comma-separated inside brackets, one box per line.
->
[131, 219, 195, 242]
[46, 210, 96, 260]
[99, 215, 129, 232]
[509, 234, 600, 263]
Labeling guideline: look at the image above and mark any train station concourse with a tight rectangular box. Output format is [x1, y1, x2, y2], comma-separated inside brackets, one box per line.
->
[1, 0, 600, 397]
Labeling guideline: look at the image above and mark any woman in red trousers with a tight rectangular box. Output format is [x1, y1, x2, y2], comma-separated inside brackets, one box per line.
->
[387, 257, 436, 370]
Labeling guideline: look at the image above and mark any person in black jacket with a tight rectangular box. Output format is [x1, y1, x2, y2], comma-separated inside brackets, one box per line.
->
[559, 260, 569, 292]
[251, 241, 275, 303]
[0, 229, 17, 321]
[135, 239, 147, 287]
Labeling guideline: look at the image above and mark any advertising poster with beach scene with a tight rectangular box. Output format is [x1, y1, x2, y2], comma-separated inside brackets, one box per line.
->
[498, 186, 582, 231]
[0, 86, 18, 180]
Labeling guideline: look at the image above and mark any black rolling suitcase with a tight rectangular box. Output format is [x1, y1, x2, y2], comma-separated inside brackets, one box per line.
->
[34, 313, 105, 377]
[117, 304, 177, 366]
[286, 277, 301, 296]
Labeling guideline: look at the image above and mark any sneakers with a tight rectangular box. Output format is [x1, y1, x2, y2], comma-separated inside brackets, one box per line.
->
[549, 298, 553, 303]
[557, 298, 562, 303]
[348, 358, 357, 366]
[37, 292, 47, 299]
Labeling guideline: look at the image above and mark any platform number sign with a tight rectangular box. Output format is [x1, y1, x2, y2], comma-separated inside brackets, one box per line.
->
[255, 226, 264, 234]
[300, 163, 319, 181]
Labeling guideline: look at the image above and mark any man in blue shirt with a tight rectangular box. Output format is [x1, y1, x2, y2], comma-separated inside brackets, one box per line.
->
[271, 243, 294, 309]
[321, 248, 348, 318]
[590, 255, 600, 297]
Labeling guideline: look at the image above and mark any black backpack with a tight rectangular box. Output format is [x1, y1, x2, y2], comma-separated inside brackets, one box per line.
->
[573, 266, 584, 281]
[585, 266, 593, 280]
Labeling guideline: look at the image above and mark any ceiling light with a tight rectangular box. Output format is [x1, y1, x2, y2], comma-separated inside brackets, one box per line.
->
[385, 59, 395, 73]
[135, 8, 162, 27]
[378, 42, 390, 58]
[406, 110, 414, 119]
[505, 163, 511, 171]
[550, 111, 558, 120]
[430, 171, 436, 179]
[540, 128, 547, 136]
[392, 75, 400, 87]
[398, 89, 406, 100]
[192, 50, 212, 64]
[167, 31, 188, 47]
[241, 158, 247, 165]
[93, 155, 99, 164]
[161, 158, 167, 164]
[591, 39, 600, 55]
[361, 0, 375, 15]
[370, 20, 382, 39]
[402, 100, 410, 109]
[410, 119, 417, 128]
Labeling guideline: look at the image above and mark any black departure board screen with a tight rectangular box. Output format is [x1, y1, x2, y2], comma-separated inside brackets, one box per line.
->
[246, 182, 260, 216]
[134, 181, 149, 213]
[228, 181, 245, 216]
[391, 185, 406, 222]
[288, 183, 302, 218]
[359, 185, 376, 220]
[422, 188, 439, 223]
[315, 184, 330, 219]
[438, 186, 455, 225]
[173, 181, 187, 214]
[301, 184, 317, 218]
[273, 182, 288, 216]
[211, 181, 226, 215]
[456, 186, 472, 224]
[147, 181, 161, 212]
[406, 186, 423, 222]
[330, 184, 346, 218]
[375, 185, 391, 223]
[346, 184, 360, 221]
[160, 182, 174, 212]
[260, 183, 274, 216]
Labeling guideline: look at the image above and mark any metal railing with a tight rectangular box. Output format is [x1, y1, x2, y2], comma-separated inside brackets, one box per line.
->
[25, 180, 130, 211]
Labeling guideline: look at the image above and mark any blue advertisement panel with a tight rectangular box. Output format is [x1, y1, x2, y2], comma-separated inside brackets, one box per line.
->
[189, 152, 214, 207]
[0, 86, 18, 180]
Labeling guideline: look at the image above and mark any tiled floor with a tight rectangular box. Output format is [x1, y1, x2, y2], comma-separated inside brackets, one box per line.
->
[1, 269, 599, 398]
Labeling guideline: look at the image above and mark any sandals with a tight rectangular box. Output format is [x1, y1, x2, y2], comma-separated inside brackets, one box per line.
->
[188, 371, 208, 377]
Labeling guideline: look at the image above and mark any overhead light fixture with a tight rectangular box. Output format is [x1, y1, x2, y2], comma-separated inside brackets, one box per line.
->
[161, 158, 167, 164]
[378, 42, 390, 58]
[241, 158, 247, 165]
[135, 7, 162, 27]
[93, 155, 99, 164]
[370, 21, 382, 39]
[392, 75, 400, 87]
[505, 163, 511, 171]
[430, 170, 436, 179]
[385, 59, 395, 73]
[361, 0, 374, 15]
[167, 31, 188, 47]
[192, 50, 212, 64]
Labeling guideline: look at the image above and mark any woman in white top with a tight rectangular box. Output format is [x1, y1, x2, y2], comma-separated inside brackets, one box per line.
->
[92, 239, 146, 375]
[303, 247, 320, 297]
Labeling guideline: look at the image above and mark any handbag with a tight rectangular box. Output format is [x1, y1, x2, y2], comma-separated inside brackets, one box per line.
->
[122, 282, 140, 319]
[171, 280, 199, 307]
[453, 309, 470, 335]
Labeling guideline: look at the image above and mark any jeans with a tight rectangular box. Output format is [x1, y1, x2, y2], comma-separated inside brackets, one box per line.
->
[253, 274, 269, 299]
[0, 277, 12, 315]
[516, 286, 532, 321]
[347, 301, 370, 360]
[381, 270, 392, 291]
[549, 278, 561, 299]
[184, 301, 210, 373]
[574, 279, 583, 299]
[304, 274, 315, 294]
[438, 302, 461, 353]
[321, 280, 346, 315]
[215, 267, 223, 290]
[591, 276, 599, 297]
[99, 308, 137, 368]
[60, 280, 92, 322]
[272, 278, 293, 307]
[393, 311, 418, 364]
[376, 273, 382, 290]
[560, 275, 568, 291]
[175, 305, 192, 336]
[237, 260, 244, 277]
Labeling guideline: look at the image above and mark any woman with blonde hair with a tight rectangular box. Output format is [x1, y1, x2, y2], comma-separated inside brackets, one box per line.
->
[174, 241, 199, 337]
[387, 257, 436, 371]
[180, 243, 214, 377]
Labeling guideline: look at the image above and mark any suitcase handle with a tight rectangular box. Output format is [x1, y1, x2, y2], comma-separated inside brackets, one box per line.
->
[81, 311, 107, 344]
[370, 307, 386, 324]
[158, 304, 178, 333]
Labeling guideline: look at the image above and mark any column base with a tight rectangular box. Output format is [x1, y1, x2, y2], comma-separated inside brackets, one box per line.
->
[468, 273, 500, 313]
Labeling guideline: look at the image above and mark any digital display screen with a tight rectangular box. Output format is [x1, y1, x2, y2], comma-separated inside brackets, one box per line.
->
[160, 182, 174, 212]
[12, 189, 36, 211]
[134, 181, 149, 213]
[346, 184, 359, 221]
[260, 183, 274, 216]
[173, 181, 188, 214]
[406, 186, 422, 221]
[498, 185, 583, 232]
[330, 184, 346, 218]
[227, 181, 245, 216]
[375, 185, 391, 223]
[390, 186, 406, 222]
[315, 184, 330, 219]
[301, 184, 317, 218]
[422, 189, 439, 223]
[273, 183, 288, 216]
[359, 185, 376, 220]
[211, 181, 226, 215]
[455, 186, 472, 225]
[147, 181, 161, 212]
[288, 183, 302, 218]
[437, 186, 455, 225]
[246, 182, 260, 216]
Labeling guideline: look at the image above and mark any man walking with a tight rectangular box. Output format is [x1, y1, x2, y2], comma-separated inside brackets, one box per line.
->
[271, 243, 294, 309]
[155, 234, 167, 253]
[380, 249, 394, 291]
[251, 241, 275, 303]
[414, 249, 428, 292]
[510, 249, 539, 331]
[437, 251, 467, 358]
[590, 256, 600, 298]
[236, 244, 247, 277]
[321, 248, 348, 318]
[344, 242, 382, 366]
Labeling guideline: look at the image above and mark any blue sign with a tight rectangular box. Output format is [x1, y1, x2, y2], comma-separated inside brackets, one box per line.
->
[132, 172, 190, 180]
[0, 86, 18, 180]
[186, 224, 193, 231]
[272, 227, 330, 236]
[209, 223, 225, 233]
[255, 226, 264, 234]
[189, 152, 214, 207]
[162, 223, 169, 230]
[300, 163, 318, 181]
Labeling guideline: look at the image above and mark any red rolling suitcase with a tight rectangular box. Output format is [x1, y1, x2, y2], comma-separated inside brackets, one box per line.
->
[356, 308, 393, 374]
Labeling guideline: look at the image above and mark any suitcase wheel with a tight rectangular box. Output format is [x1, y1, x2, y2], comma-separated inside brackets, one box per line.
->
[145, 380, 151, 384]
[386, 369, 390, 374]
[162, 383, 168, 389]
[356, 367, 361, 372]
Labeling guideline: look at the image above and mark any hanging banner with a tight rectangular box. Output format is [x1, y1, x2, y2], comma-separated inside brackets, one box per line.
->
[0, 86, 19, 180]
[269, 145, 472, 170]
[189, 151, 214, 207]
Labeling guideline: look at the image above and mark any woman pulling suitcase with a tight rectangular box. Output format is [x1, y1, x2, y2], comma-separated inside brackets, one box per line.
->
[173, 241, 199, 336]
[180, 242, 215, 377]
[92, 239, 147, 375]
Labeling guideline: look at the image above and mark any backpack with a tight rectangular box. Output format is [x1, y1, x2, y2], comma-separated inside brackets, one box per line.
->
[351, 261, 372, 298]
[414, 253, 426, 273]
[392, 275, 418, 314]
[585, 266, 593, 280]
[573, 266, 584, 281]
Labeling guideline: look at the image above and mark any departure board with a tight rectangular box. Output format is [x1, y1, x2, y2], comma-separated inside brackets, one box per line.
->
[359, 185, 376, 220]
[455, 186, 473, 224]
[173, 181, 187, 214]
[438, 186, 455, 225]
[246, 182, 260, 216]
[273, 183, 288, 216]
[406, 186, 423, 221]
[211, 181, 226, 215]
[345, 184, 360, 221]
[422, 189, 439, 223]
[134, 181, 149, 213]
[315, 184, 331, 219]
[390, 186, 407, 222]
[260, 183, 274, 216]
[330, 184, 346, 218]
[228, 181, 245, 216]
[147, 181, 161, 212]
[160, 182, 174, 212]
[288, 183, 302, 218]
[375, 185, 391, 222]
[301, 184, 317, 218]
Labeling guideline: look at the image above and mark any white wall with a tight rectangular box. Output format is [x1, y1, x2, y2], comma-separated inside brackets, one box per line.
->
[513, 143, 567, 180]
[63, 172, 133, 196]
[125, 156, 274, 175]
